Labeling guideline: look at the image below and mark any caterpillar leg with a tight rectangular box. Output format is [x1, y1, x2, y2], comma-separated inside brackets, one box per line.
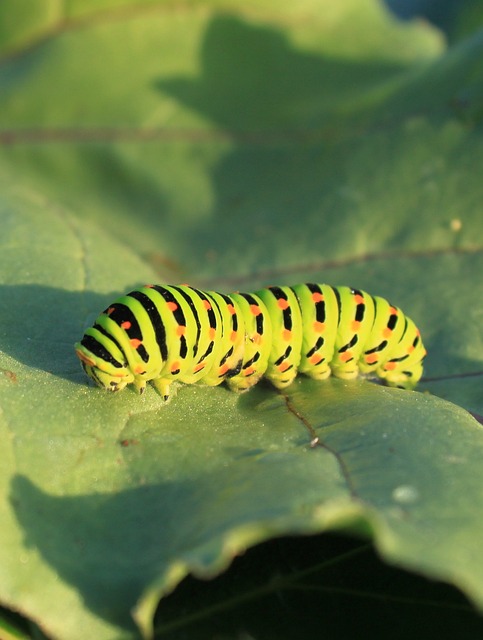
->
[306, 366, 332, 381]
[381, 361, 424, 390]
[331, 366, 360, 381]
[265, 371, 298, 389]
[133, 377, 147, 395]
[226, 376, 261, 393]
[151, 377, 172, 402]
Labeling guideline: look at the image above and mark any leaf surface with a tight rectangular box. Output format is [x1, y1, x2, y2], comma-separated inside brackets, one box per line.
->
[0, 1, 482, 638]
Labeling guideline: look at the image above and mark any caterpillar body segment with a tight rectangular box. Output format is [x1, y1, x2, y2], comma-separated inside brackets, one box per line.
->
[255, 286, 303, 390]
[224, 291, 273, 392]
[75, 283, 426, 401]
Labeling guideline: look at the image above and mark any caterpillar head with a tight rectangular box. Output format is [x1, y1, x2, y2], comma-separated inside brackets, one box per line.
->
[75, 344, 134, 392]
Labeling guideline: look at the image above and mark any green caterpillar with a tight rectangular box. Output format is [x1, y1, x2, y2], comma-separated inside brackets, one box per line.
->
[75, 283, 426, 401]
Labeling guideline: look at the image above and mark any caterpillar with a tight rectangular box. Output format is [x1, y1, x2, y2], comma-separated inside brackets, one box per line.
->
[75, 283, 426, 401]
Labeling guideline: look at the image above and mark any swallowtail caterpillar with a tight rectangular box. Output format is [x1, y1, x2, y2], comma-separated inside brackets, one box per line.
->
[75, 283, 426, 402]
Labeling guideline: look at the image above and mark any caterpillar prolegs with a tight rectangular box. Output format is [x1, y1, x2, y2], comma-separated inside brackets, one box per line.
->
[75, 283, 426, 401]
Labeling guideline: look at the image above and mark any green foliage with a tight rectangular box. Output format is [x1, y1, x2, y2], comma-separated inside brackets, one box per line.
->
[0, 0, 482, 638]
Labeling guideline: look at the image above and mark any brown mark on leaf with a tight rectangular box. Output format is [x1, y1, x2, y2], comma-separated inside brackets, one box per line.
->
[1, 369, 18, 383]
[119, 439, 140, 447]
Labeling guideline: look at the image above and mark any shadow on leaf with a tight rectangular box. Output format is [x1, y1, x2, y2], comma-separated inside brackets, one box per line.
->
[0, 283, 138, 378]
[9, 452, 339, 632]
[154, 14, 412, 273]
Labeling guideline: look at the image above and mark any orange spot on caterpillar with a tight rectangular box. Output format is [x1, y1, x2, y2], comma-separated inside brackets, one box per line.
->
[176, 325, 186, 336]
[354, 294, 364, 305]
[209, 327, 216, 340]
[230, 330, 237, 342]
[130, 338, 142, 349]
[219, 364, 229, 375]
[309, 354, 323, 365]
[167, 301, 178, 312]
[107, 307, 115, 315]
[278, 362, 291, 372]
[384, 362, 397, 371]
[365, 353, 378, 364]
[277, 298, 289, 310]
[252, 333, 262, 345]
[339, 351, 353, 362]
[244, 367, 256, 376]
[121, 321, 131, 330]
[203, 300, 212, 310]
[134, 364, 145, 374]
[76, 349, 96, 366]
[282, 329, 291, 341]
[383, 328, 393, 338]
[313, 321, 325, 333]
[194, 363, 205, 373]
[311, 292, 324, 302]
[389, 307, 398, 315]
[407, 345, 415, 353]
[351, 320, 361, 332]
[227, 304, 236, 315]
[250, 304, 261, 316]
[170, 361, 181, 373]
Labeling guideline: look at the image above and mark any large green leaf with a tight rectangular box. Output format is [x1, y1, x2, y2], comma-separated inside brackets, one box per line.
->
[0, 1, 482, 639]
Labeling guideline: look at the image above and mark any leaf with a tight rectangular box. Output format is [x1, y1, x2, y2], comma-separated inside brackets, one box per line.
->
[0, 1, 482, 639]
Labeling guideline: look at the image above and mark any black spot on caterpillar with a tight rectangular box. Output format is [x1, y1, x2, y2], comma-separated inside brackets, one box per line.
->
[75, 283, 426, 401]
